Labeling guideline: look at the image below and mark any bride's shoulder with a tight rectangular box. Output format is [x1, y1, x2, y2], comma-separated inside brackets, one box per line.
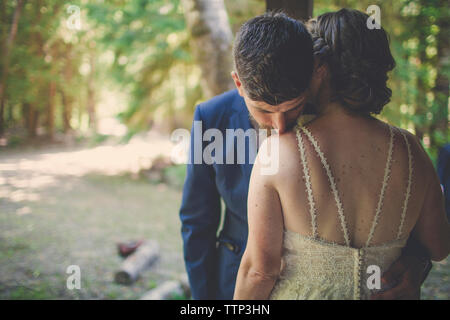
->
[273, 130, 299, 155]
[389, 124, 424, 153]
[256, 132, 294, 163]
[255, 130, 300, 169]
[374, 120, 419, 148]
[258, 129, 298, 150]
[255, 130, 302, 180]
[387, 123, 434, 175]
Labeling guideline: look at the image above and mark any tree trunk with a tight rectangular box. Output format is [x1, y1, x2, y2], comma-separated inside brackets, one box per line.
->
[266, 0, 313, 22]
[0, 0, 26, 137]
[181, 0, 234, 98]
[7, 100, 13, 122]
[25, 103, 38, 138]
[22, 103, 27, 128]
[87, 52, 97, 131]
[61, 89, 73, 133]
[59, 43, 74, 133]
[25, 0, 44, 139]
[47, 81, 56, 140]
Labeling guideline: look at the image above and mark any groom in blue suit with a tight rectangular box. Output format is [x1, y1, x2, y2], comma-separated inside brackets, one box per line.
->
[179, 13, 432, 300]
[180, 89, 255, 299]
[179, 13, 315, 300]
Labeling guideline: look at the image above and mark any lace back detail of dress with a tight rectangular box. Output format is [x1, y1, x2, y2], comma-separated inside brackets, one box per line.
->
[270, 122, 415, 300]
[297, 126, 350, 246]
[294, 123, 412, 248]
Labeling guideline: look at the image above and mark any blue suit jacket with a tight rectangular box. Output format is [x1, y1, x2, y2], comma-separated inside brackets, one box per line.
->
[179, 89, 256, 299]
[437, 144, 450, 220]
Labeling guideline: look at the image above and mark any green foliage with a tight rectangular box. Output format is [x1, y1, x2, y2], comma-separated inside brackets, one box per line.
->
[8, 285, 54, 300]
[163, 164, 187, 189]
[119, 127, 140, 144]
[169, 292, 189, 300]
[86, 0, 199, 132]
[147, 279, 157, 290]
[89, 133, 110, 146]
[1, 0, 89, 138]
[5, 134, 24, 147]
[1, 0, 447, 163]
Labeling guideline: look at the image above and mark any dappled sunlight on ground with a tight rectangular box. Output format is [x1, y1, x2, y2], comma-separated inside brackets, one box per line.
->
[0, 131, 185, 299]
[0, 130, 173, 176]
[0, 130, 174, 207]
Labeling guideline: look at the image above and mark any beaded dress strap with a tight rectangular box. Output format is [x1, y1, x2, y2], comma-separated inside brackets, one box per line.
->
[365, 124, 395, 247]
[295, 125, 318, 238]
[300, 126, 351, 247]
[396, 129, 413, 239]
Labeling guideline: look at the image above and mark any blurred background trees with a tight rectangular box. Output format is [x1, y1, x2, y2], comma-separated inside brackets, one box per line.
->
[181, 0, 234, 98]
[0, 0, 448, 162]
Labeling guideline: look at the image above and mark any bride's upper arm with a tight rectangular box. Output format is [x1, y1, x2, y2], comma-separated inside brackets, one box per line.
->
[244, 136, 284, 276]
[409, 132, 450, 261]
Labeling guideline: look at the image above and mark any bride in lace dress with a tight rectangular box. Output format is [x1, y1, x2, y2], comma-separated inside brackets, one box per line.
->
[233, 9, 450, 300]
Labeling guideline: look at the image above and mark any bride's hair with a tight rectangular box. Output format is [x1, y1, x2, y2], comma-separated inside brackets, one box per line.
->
[307, 8, 396, 115]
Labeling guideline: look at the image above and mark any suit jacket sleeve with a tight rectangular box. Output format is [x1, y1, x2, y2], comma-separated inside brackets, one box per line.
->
[179, 105, 222, 300]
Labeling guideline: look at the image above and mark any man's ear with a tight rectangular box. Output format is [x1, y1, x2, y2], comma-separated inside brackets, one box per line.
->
[231, 71, 245, 97]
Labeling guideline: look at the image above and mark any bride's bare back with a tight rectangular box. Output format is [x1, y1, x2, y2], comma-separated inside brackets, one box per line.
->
[238, 110, 448, 300]
[272, 112, 446, 251]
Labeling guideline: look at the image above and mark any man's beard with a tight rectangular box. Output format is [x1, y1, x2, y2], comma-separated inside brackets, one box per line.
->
[248, 102, 317, 137]
[248, 113, 273, 137]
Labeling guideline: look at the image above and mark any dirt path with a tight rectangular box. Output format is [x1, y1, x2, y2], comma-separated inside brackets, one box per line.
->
[0, 132, 186, 299]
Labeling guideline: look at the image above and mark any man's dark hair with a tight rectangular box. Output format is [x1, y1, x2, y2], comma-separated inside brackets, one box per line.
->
[233, 12, 314, 106]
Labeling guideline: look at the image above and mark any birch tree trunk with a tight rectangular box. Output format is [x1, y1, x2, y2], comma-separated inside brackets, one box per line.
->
[181, 0, 234, 98]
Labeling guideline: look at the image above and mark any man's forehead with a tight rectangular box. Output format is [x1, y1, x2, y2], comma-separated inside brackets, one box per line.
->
[253, 94, 307, 111]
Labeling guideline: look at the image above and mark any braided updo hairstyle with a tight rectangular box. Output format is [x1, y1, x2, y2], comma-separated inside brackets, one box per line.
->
[307, 8, 396, 115]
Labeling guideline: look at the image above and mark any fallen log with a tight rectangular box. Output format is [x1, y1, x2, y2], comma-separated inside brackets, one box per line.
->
[140, 274, 191, 300]
[179, 273, 191, 299]
[114, 240, 159, 285]
[140, 280, 183, 300]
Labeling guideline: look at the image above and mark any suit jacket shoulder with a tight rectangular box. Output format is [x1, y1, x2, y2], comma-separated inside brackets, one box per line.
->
[196, 89, 246, 130]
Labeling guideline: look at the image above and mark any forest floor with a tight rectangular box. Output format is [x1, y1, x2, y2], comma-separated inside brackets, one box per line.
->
[0, 132, 187, 299]
[0, 132, 448, 299]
